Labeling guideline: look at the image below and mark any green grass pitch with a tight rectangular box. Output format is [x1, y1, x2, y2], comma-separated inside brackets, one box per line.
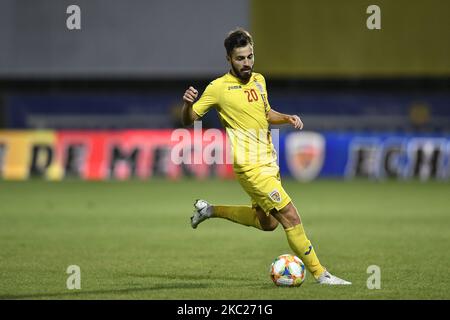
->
[0, 179, 449, 300]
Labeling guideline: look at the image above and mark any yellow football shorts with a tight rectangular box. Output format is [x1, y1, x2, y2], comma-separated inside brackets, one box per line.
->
[235, 162, 292, 215]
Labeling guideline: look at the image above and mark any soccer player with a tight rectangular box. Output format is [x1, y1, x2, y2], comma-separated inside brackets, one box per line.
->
[181, 28, 351, 285]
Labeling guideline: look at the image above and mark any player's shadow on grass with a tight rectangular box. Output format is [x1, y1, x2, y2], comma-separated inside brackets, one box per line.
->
[1, 273, 266, 299]
[0, 282, 210, 300]
[125, 272, 257, 283]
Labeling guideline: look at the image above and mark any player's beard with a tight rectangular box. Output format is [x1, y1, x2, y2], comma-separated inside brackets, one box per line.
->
[231, 63, 253, 82]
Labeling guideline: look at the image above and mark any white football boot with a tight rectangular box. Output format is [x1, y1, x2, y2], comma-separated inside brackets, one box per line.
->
[190, 199, 212, 229]
[317, 270, 352, 285]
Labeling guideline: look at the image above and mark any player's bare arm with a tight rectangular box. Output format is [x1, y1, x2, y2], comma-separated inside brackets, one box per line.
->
[181, 86, 200, 126]
[267, 109, 303, 130]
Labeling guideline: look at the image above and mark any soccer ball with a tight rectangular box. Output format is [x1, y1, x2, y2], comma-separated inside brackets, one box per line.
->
[270, 254, 306, 287]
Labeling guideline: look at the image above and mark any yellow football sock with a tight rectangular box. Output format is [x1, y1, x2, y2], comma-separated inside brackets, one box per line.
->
[213, 205, 262, 230]
[285, 224, 326, 279]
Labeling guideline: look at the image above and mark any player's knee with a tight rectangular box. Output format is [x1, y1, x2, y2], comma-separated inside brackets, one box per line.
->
[280, 203, 301, 225]
[255, 206, 279, 231]
[261, 220, 279, 231]
[288, 209, 301, 225]
[289, 213, 301, 226]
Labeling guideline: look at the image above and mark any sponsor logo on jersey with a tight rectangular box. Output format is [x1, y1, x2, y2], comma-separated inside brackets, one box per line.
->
[227, 85, 242, 90]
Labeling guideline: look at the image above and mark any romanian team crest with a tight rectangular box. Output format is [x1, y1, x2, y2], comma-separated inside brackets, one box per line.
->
[254, 81, 264, 93]
[269, 189, 282, 203]
[285, 132, 325, 181]
[254, 80, 268, 108]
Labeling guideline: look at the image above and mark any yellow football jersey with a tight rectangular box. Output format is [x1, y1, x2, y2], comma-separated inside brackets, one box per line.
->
[193, 72, 277, 172]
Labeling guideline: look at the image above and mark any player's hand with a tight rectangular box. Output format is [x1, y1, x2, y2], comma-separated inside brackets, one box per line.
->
[288, 115, 303, 130]
[183, 86, 198, 105]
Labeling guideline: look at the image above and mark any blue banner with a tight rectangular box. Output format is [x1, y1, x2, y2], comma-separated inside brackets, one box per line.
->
[279, 131, 450, 181]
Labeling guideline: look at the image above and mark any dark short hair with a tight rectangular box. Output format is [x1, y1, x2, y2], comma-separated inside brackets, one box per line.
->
[224, 28, 253, 56]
